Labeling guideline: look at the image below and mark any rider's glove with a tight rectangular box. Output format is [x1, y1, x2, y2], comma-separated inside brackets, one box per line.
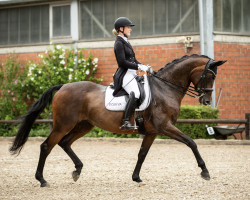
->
[138, 64, 153, 73]
[138, 64, 148, 72]
[147, 65, 154, 73]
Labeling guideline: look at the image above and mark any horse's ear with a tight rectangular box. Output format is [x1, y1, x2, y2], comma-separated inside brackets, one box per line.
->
[210, 60, 227, 67]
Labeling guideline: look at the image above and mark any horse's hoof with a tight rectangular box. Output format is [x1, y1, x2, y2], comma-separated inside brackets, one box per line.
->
[132, 176, 142, 183]
[201, 171, 210, 180]
[72, 171, 80, 182]
[40, 182, 50, 187]
[138, 182, 146, 187]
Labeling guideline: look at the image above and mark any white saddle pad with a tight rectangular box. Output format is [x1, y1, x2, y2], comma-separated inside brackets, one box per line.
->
[105, 74, 151, 111]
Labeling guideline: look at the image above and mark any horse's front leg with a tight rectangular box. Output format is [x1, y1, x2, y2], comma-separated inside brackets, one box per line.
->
[132, 134, 156, 184]
[162, 122, 210, 180]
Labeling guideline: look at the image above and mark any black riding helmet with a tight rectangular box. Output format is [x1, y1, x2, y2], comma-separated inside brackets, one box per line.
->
[114, 17, 135, 37]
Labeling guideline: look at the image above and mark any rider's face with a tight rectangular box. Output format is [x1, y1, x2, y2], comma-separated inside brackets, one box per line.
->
[120, 26, 132, 37]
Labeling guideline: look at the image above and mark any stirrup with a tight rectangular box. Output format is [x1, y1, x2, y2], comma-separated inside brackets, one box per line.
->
[120, 121, 138, 130]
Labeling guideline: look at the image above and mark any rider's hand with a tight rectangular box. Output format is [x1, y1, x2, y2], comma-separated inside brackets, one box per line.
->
[147, 66, 154, 73]
[138, 64, 153, 73]
[138, 64, 148, 72]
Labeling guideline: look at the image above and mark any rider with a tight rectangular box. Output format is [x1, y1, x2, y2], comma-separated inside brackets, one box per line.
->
[112, 17, 153, 130]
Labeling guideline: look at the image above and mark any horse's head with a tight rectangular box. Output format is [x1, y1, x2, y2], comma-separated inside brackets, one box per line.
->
[191, 59, 227, 105]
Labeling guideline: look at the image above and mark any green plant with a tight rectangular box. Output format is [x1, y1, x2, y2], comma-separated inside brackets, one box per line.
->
[84, 127, 139, 138]
[24, 45, 102, 118]
[25, 45, 102, 101]
[0, 45, 102, 135]
[175, 105, 219, 139]
[0, 55, 28, 120]
[0, 56, 28, 134]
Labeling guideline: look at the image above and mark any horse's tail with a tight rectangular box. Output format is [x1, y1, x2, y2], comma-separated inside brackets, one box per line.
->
[9, 84, 63, 155]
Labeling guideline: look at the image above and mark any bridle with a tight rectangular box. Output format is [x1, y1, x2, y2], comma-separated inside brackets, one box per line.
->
[150, 59, 216, 99]
[195, 59, 216, 98]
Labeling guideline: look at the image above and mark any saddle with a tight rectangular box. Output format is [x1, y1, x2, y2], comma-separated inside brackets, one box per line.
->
[105, 74, 151, 111]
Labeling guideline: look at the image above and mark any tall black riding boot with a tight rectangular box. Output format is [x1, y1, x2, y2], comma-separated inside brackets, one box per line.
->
[120, 92, 139, 130]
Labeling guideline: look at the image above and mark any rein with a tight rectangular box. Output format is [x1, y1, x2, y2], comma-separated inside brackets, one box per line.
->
[151, 74, 199, 98]
[150, 59, 215, 99]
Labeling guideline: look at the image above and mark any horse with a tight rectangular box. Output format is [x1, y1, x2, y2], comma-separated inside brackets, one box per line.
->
[9, 54, 226, 187]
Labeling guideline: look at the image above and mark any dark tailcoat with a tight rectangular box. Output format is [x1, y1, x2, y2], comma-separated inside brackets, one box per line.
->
[113, 36, 140, 96]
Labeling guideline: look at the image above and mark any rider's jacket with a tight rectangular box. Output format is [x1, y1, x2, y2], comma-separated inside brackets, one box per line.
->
[113, 36, 140, 96]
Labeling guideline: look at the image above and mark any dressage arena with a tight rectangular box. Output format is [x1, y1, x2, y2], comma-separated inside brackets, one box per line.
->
[1, 137, 249, 200]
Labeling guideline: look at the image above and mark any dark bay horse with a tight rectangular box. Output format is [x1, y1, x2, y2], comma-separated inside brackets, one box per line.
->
[10, 54, 226, 187]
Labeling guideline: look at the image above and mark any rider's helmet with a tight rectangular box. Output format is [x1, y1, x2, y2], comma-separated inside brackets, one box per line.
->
[114, 17, 135, 33]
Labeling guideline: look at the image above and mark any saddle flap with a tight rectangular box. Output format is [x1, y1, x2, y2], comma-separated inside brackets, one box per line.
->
[105, 74, 151, 111]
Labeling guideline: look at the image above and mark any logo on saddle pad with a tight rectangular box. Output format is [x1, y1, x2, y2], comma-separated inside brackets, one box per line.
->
[108, 102, 122, 106]
[105, 74, 151, 111]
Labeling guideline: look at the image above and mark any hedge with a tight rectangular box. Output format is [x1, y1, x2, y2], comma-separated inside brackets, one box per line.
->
[175, 105, 219, 139]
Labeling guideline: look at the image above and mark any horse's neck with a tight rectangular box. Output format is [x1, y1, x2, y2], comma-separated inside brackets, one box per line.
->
[161, 57, 208, 88]
[153, 57, 208, 104]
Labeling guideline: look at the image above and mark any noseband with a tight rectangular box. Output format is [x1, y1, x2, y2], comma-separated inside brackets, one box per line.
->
[151, 59, 216, 99]
[194, 59, 216, 98]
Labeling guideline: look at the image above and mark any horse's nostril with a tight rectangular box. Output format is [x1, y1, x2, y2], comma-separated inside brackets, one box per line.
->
[205, 100, 210, 105]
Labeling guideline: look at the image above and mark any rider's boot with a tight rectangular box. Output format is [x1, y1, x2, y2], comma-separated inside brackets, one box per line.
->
[120, 92, 139, 130]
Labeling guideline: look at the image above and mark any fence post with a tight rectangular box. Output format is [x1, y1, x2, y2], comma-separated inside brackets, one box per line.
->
[245, 113, 250, 140]
[49, 113, 53, 133]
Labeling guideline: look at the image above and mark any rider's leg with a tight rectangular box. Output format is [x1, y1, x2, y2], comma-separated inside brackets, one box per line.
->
[121, 92, 139, 130]
[122, 70, 140, 100]
[121, 70, 140, 130]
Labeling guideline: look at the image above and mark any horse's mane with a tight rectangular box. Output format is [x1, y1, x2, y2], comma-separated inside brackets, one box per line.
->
[156, 54, 211, 74]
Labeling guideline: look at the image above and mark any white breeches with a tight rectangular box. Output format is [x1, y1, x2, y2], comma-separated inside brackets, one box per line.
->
[122, 69, 140, 99]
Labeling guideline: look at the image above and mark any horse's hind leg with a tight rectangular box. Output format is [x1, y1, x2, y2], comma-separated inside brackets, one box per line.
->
[58, 121, 94, 182]
[35, 128, 69, 187]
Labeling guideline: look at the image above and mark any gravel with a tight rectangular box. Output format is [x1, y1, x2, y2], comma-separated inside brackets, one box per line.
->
[0, 137, 249, 200]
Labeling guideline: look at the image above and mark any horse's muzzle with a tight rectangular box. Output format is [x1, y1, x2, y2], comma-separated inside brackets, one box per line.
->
[199, 95, 211, 106]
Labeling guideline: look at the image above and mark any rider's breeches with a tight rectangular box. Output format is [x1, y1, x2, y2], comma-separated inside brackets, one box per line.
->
[122, 69, 140, 99]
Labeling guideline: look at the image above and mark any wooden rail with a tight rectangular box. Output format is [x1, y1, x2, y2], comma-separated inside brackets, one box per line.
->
[0, 119, 53, 124]
[176, 119, 247, 124]
[0, 113, 249, 139]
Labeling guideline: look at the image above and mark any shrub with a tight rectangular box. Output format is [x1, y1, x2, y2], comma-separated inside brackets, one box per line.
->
[0, 56, 29, 134]
[0, 45, 102, 136]
[157, 105, 219, 139]
[0, 56, 28, 120]
[25, 45, 101, 99]
[175, 105, 219, 139]
[84, 127, 139, 138]
[23, 45, 102, 118]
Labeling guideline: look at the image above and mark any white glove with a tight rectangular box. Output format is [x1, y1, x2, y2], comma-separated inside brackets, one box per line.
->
[147, 65, 154, 73]
[138, 64, 153, 73]
[138, 64, 148, 72]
